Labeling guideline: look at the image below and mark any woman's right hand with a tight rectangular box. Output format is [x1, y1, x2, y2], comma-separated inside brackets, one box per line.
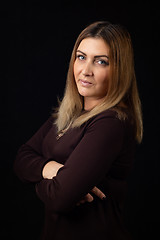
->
[77, 186, 106, 206]
[42, 161, 64, 179]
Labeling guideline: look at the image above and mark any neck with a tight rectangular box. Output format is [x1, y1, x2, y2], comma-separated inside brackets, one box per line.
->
[84, 97, 105, 111]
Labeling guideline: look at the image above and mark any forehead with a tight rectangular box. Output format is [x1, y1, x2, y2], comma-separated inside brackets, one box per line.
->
[77, 37, 110, 55]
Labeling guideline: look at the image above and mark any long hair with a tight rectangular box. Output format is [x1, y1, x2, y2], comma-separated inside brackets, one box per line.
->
[54, 21, 143, 143]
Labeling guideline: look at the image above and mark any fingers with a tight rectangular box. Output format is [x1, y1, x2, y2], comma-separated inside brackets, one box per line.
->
[91, 186, 106, 200]
[76, 193, 94, 206]
[76, 187, 106, 206]
[85, 193, 94, 202]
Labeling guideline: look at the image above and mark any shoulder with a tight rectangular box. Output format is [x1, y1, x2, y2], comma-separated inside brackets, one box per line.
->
[42, 116, 55, 129]
[35, 116, 55, 136]
[94, 109, 118, 119]
[87, 109, 122, 127]
[88, 108, 133, 126]
[84, 109, 123, 136]
[85, 108, 134, 139]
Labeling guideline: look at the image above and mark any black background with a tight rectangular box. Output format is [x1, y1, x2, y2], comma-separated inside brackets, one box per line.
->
[2, 0, 159, 239]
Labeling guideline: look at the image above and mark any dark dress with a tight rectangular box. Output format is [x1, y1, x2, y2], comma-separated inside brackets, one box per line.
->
[14, 109, 135, 240]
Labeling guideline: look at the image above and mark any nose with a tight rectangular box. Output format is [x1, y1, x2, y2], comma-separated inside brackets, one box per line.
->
[82, 61, 93, 77]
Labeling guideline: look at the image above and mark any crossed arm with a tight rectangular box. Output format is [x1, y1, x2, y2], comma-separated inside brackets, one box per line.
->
[14, 114, 123, 212]
[42, 160, 106, 205]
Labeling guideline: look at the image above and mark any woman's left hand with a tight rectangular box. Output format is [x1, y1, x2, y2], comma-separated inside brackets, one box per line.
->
[77, 186, 106, 205]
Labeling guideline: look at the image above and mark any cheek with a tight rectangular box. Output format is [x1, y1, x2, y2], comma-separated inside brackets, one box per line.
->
[96, 70, 110, 87]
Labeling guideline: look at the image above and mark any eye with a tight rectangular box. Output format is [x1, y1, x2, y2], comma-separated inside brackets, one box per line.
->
[77, 54, 85, 60]
[96, 59, 109, 66]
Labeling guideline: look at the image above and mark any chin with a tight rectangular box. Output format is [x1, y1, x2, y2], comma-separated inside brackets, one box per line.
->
[78, 90, 92, 98]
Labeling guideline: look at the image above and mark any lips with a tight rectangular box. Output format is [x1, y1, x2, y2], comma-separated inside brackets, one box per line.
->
[79, 79, 93, 87]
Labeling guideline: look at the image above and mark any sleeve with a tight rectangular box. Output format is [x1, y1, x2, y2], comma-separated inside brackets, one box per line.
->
[35, 115, 125, 213]
[14, 116, 55, 183]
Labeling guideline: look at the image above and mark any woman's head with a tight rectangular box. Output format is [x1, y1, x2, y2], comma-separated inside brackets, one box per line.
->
[69, 21, 135, 107]
[55, 21, 143, 143]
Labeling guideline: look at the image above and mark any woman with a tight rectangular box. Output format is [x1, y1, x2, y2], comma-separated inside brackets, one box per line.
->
[14, 21, 143, 239]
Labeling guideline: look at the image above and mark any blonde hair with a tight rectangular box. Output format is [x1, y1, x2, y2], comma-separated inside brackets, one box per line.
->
[54, 21, 143, 143]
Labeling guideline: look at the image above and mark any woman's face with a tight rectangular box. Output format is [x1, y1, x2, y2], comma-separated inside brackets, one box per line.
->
[74, 37, 110, 110]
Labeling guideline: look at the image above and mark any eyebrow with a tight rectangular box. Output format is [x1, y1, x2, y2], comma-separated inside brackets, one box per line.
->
[76, 50, 109, 59]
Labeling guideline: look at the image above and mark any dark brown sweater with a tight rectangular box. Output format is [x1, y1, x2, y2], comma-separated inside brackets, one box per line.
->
[14, 109, 135, 240]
